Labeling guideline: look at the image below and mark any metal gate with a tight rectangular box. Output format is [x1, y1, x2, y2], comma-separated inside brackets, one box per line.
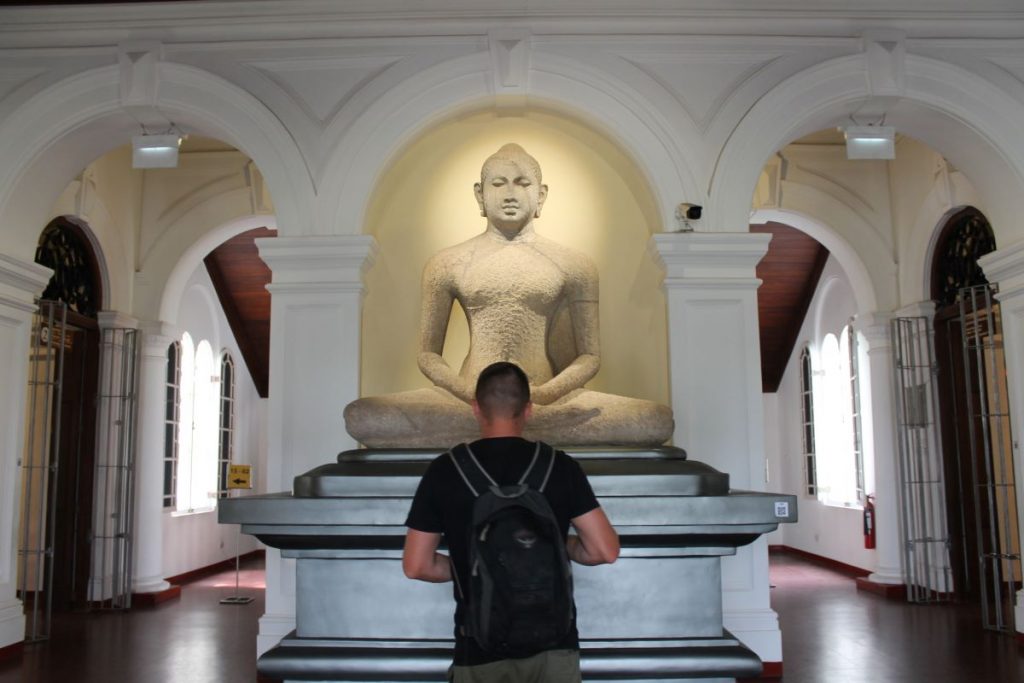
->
[89, 326, 139, 609]
[18, 301, 67, 641]
[956, 285, 1020, 632]
[891, 316, 954, 603]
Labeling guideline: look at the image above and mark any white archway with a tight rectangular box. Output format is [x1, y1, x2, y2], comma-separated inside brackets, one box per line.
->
[712, 54, 1024, 250]
[0, 63, 312, 262]
[751, 207, 878, 315]
[317, 50, 704, 238]
[158, 213, 278, 323]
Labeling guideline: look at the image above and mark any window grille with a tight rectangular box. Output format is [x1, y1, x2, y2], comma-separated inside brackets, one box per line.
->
[848, 323, 865, 504]
[799, 346, 817, 496]
[162, 341, 180, 509]
[217, 353, 235, 499]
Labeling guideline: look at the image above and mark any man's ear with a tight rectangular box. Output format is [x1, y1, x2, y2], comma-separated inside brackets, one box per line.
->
[523, 402, 533, 421]
[471, 400, 483, 420]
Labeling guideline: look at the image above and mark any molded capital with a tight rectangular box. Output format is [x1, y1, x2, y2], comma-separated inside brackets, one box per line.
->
[258, 235, 378, 293]
[651, 232, 771, 287]
[980, 238, 1024, 313]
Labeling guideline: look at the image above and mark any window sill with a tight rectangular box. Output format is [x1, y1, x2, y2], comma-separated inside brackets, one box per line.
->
[170, 507, 216, 518]
[821, 500, 864, 511]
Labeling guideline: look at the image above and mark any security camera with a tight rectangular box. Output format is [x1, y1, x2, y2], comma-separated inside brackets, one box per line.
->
[678, 203, 702, 220]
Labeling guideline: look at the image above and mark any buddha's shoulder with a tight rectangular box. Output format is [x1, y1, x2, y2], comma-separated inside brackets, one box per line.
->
[535, 236, 597, 278]
[423, 237, 482, 270]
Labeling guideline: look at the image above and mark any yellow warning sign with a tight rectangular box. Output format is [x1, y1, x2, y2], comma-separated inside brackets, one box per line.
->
[227, 464, 253, 490]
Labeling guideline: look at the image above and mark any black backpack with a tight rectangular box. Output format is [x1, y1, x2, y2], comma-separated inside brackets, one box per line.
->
[448, 441, 574, 658]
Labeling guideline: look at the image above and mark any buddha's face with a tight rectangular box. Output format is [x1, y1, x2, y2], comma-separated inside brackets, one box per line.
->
[475, 158, 547, 234]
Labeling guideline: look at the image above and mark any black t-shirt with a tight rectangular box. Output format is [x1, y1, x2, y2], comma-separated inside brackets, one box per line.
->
[404, 436, 600, 666]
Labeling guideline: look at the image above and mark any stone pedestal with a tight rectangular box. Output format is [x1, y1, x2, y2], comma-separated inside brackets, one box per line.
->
[220, 447, 797, 682]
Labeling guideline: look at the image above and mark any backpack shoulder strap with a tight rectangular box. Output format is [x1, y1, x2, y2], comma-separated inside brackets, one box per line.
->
[520, 441, 557, 493]
[448, 443, 496, 498]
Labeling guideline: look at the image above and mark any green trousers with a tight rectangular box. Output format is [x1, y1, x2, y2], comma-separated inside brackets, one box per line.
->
[448, 649, 581, 683]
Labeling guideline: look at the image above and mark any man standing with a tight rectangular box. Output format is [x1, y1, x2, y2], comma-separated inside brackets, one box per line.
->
[403, 361, 620, 682]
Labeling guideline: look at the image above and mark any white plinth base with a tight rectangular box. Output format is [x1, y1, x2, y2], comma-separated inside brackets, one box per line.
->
[258, 612, 296, 657]
[0, 599, 25, 649]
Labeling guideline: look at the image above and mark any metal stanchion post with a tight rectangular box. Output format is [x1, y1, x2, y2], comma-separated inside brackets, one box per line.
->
[220, 468, 254, 605]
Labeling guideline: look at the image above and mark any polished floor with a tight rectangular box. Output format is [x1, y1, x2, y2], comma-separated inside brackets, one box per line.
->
[761, 553, 1023, 683]
[1, 553, 1021, 682]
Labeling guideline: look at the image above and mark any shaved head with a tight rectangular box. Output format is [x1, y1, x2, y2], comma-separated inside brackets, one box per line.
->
[474, 362, 531, 420]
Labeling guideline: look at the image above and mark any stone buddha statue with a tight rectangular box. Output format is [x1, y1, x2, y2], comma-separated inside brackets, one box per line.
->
[344, 143, 673, 448]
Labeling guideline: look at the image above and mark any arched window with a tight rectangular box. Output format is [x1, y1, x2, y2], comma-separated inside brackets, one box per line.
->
[811, 327, 865, 508]
[799, 346, 817, 496]
[846, 323, 865, 504]
[163, 341, 181, 509]
[930, 207, 996, 308]
[173, 333, 220, 513]
[217, 353, 235, 498]
[35, 217, 102, 318]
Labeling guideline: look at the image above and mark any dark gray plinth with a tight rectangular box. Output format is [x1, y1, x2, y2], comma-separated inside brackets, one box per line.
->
[219, 447, 796, 682]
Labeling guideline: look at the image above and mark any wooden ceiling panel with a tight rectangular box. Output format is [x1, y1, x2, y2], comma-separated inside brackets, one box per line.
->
[752, 222, 829, 393]
[204, 227, 275, 398]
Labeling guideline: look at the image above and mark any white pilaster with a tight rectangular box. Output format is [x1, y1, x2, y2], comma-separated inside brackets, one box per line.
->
[857, 312, 904, 586]
[651, 232, 782, 662]
[131, 321, 176, 594]
[0, 253, 51, 649]
[255, 234, 377, 655]
[979, 239, 1024, 637]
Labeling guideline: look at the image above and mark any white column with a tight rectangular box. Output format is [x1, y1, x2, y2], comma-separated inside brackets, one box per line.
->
[979, 239, 1024, 637]
[131, 321, 175, 595]
[651, 232, 783, 663]
[0, 253, 51, 649]
[255, 235, 377, 655]
[857, 312, 904, 586]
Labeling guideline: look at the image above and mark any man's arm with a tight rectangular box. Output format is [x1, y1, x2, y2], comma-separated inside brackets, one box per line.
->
[567, 506, 620, 566]
[402, 529, 453, 582]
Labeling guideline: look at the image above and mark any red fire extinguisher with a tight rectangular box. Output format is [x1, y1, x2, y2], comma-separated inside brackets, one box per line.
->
[863, 494, 876, 549]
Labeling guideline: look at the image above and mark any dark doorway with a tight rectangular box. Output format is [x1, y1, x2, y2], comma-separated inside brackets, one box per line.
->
[934, 303, 981, 600]
[26, 218, 103, 617]
[49, 313, 99, 610]
[931, 207, 1021, 632]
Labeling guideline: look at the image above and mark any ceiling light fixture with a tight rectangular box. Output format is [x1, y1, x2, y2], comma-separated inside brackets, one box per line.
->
[132, 132, 182, 169]
[843, 125, 895, 160]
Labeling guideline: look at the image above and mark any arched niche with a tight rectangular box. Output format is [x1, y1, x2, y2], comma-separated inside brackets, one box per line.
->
[359, 109, 670, 409]
[319, 50, 702, 239]
[0, 63, 311, 262]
